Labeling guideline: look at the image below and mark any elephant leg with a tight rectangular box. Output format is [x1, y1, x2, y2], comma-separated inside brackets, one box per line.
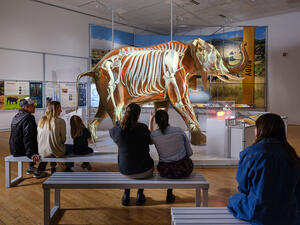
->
[88, 102, 107, 142]
[166, 73, 206, 145]
[181, 94, 206, 145]
[105, 101, 123, 126]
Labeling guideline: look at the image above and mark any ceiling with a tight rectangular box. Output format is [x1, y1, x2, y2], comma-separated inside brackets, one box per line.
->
[33, 0, 300, 34]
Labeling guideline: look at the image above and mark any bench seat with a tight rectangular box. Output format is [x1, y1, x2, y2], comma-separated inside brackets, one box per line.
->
[4, 153, 115, 188]
[171, 207, 249, 225]
[43, 172, 209, 225]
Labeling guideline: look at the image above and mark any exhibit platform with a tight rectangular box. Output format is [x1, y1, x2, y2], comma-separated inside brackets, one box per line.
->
[90, 131, 239, 168]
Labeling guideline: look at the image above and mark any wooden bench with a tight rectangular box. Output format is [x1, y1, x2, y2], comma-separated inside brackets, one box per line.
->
[171, 207, 249, 225]
[43, 172, 209, 225]
[4, 153, 116, 188]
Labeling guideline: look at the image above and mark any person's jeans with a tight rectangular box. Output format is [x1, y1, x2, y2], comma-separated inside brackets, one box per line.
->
[29, 162, 49, 172]
[37, 145, 74, 171]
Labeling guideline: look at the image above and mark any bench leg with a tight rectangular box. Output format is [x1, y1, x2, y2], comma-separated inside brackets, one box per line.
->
[195, 188, 201, 207]
[18, 161, 23, 178]
[202, 188, 208, 207]
[6, 161, 24, 188]
[44, 188, 50, 225]
[54, 189, 60, 208]
[5, 161, 11, 188]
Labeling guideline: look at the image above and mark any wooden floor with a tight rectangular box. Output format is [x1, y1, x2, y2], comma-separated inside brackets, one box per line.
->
[0, 125, 299, 225]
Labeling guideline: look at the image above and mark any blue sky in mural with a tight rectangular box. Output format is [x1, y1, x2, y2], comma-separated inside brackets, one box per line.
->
[91, 25, 266, 47]
[209, 27, 266, 40]
[91, 24, 134, 46]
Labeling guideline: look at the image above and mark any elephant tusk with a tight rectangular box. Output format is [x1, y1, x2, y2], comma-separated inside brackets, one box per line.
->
[217, 75, 237, 83]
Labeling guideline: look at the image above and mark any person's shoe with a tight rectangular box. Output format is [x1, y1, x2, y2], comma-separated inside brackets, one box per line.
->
[26, 167, 35, 175]
[136, 193, 146, 206]
[51, 167, 56, 175]
[81, 163, 92, 170]
[166, 193, 176, 204]
[65, 167, 73, 172]
[122, 194, 130, 206]
[33, 171, 48, 179]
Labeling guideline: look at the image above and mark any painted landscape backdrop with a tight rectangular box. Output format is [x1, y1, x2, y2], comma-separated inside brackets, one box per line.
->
[90, 25, 266, 108]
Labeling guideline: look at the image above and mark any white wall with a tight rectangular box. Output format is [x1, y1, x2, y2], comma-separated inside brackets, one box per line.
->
[0, 0, 143, 129]
[236, 11, 300, 125]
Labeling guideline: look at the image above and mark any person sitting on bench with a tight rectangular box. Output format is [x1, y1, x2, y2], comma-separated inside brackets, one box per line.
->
[69, 115, 93, 170]
[9, 97, 48, 178]
[149, 110, 193, 203]
[37, 101, 73, 173]
[109, 103, 154, 206]
[228, 113, 300, 225]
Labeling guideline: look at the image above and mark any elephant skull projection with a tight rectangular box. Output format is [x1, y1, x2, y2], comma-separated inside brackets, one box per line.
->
[76, 38, 248, 145]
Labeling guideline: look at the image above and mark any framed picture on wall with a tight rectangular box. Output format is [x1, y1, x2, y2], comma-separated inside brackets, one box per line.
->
[30, 82, 43, 108]
[78, 83, 86, 107]
[60, 82, 76, 107]
[4, 81, 30, 110]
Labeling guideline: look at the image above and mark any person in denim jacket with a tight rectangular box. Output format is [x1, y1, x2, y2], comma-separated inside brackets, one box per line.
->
[228, 113, 300, 225]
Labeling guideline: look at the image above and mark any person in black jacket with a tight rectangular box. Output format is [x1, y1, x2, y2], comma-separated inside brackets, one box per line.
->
[9, 97, 47, 178]
[109, 103, 154, 206]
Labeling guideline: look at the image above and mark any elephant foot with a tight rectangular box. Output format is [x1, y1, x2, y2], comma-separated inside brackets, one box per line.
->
[88, 125, 98, 143]
[190, 130, 206, 145]
[90, 134, 97, 143]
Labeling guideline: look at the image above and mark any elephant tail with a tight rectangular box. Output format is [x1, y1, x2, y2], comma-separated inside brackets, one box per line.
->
[76, 69, 96, 111]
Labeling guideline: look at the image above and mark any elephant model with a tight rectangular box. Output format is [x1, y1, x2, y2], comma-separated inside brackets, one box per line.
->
[76, 38, 248, 145]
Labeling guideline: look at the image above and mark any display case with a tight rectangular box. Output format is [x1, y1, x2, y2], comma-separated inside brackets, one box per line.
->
[202, 102, 288, 160]
[229, 111, 288, 159]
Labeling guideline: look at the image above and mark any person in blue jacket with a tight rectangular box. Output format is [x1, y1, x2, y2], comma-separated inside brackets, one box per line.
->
[228, 113, 300, 225]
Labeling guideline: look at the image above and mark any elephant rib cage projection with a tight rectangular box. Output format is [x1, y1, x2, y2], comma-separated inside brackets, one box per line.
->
[76, 38, 248, 145]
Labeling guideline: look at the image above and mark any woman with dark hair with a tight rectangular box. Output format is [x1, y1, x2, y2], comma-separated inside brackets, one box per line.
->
[228, 113, 300, 225]
[109, 103, 154, 206]
[149, 110, 193, 203]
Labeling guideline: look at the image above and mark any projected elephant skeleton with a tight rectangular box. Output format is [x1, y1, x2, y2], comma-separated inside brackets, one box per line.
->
[76, 38, 248, 145]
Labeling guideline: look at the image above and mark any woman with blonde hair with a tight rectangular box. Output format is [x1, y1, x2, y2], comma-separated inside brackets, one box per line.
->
[37, 101, 73, 173]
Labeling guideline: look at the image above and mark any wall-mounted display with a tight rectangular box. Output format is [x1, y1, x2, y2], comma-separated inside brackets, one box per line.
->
[0, 81, 4, 110]
[30, 82, 43, 108]
[4, 81, 29, 109]
[78, 83, 86, 107]
[60, 82, 76, 107]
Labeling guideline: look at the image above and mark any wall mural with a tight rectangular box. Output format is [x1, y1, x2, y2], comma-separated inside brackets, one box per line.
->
[90, 25, 266, 108]
[78, 38, 248, 145]
[210, 27, 266, 107]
